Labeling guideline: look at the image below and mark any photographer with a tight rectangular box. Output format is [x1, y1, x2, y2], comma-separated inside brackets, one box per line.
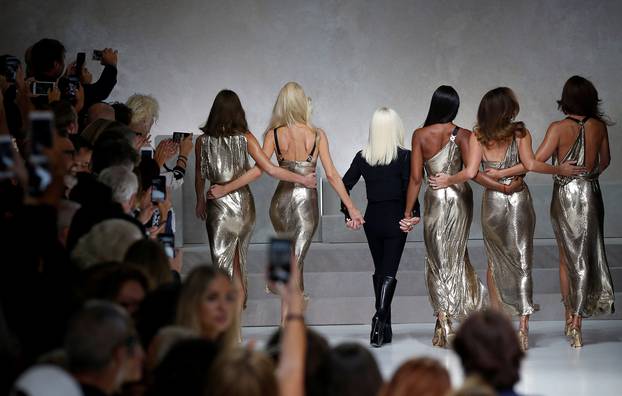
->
[77, 48, 118, 112]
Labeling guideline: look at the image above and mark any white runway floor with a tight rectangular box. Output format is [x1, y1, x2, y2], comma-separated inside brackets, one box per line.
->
[243, 320, 622, 396]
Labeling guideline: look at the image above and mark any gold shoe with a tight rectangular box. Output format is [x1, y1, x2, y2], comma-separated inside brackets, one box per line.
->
[569, 326, 583, 348]
[518, 329, 529, 352]
[432, 319, 442, 347]
[435, 313, 454, 349]
[564, 320, 572, 337]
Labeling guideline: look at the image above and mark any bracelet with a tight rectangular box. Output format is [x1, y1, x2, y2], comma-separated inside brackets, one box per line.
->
[178, 155, 188, 161]
[285, 313, 305, 322]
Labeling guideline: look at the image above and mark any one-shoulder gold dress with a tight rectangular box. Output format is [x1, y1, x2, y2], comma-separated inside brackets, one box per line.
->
[200, 134, 256, 299]
[269, 129, 319, 292]
[550, 117, 615, 317]
[481, 136, 539, 316]
[424, 129, 487, 318]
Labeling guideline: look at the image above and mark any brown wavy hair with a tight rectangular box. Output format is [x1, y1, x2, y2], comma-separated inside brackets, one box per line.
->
[380, 357, 451, 396]
[200, 89, 249, 137]
[557, 75, 613, 125]
[475, 87, 526, 146]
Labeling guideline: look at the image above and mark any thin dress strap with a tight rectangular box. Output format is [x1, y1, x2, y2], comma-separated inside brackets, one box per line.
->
[307, 129, 319, 162]
[566, 116, 590, 125]
[273, 128, 284, 161]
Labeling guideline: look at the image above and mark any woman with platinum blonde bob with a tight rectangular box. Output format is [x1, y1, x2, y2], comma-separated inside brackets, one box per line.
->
[341, 107, 417, 347]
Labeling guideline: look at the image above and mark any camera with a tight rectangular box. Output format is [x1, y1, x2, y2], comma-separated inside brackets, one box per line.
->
[173, 132, 192, 143]
[1, 55, 21, 83]
[31, 81, 55, 96]
[158, 233, 176, 258]
[151, 175, 167, 203]
[58, 75, 80, 101]
[92, 50, 103, 61]
[268, 238, 292, 284]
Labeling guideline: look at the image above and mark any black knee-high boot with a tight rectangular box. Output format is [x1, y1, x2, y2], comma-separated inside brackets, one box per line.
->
[370, 275, 380, 341]
[372, 275, 393, 343]
[370, 276, 397, 347]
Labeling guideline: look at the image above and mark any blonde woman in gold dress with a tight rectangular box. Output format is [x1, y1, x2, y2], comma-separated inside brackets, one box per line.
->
[430, 87, 584, 350]
[484, 77, 615, 347]
[401, 86, 519, 348]
[195, 90, 317, 314]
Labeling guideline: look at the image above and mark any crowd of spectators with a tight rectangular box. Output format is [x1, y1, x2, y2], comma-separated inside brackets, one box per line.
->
[1, 38, 525, 396]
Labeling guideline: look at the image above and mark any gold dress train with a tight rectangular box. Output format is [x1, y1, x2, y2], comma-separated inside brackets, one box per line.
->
[269, 129, 319, 292]
[200, 134, 256, 300]
[481, 136, 539, 316]
[424, 129, 487, 318]
[550, 117, 615, 317]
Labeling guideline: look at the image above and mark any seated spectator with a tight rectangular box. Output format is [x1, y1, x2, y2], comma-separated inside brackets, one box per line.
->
[175, 266, 237, 348]
[98, 165, 139, 214]
[50, 100, 78, 135]
[11, 364, 82, 396]
[453, 310, 524, 396]
[207, 348, 278, 396]
[64, 301, 144, 396]
[148, 338, 220, 396]
[330, 343, 383, 396]
[380, 357, 451, 396]
[126, 94, 159, 138]
[111, 102, 133, 125]
[145, 326, 197, 371]
[124, 239, 175, 290]
[86, 102, 115, 125]
[71, 219, 143, 269]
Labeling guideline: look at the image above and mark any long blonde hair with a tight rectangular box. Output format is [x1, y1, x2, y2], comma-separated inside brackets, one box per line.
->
[362, 107, 405, 166]
[266, 82, 313, 132]
[175, 266, 237, 349]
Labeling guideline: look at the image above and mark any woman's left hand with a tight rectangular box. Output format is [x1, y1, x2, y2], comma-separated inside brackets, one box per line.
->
[207, 184, 228, 199]
[428, 173, 451, 189]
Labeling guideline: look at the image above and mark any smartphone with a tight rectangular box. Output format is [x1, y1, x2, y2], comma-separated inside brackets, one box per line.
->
[2, 55, 21, 83]
[158, 233, 176, 258]
[0, 135, 15, 179]
[58, 75, 80, 100]
[92, 49, 103, 61]
[268, 238, 292, 284]
[31, 81, 55, 96]
[151, 175, 167, 203]
[76, 52, 86, 73]
[172, 132, 192, 143]
[140, 146, 154, 160]
[30, 111, 54, 150]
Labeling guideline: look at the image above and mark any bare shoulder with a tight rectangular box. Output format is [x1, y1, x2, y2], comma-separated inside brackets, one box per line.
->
[412, 127, 425, 142]
[456, 127, 472, 142]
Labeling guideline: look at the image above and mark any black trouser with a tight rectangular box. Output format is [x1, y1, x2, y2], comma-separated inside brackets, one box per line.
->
[363, 200, 407, 278]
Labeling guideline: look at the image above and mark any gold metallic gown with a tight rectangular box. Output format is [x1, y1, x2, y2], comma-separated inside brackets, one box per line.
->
[424, 133, 487, 318]
[550, 120, 615, 317]
[200, 134, 256, 299]
[481, 136, 539, 316]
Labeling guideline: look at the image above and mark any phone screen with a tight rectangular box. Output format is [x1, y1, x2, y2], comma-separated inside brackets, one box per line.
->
[92, 50, 103, 61]
[0, 135, 15, 179]
[141, 147, 154, 160]
[32, 81, 55, 96]
[173, 132, 191, 143]
[158, 233, 175, 258]
[268, 238, 292, 283]
[151, 176, 167, 203]
[76, 52, 86, 72]
[30, 111, 54, 150]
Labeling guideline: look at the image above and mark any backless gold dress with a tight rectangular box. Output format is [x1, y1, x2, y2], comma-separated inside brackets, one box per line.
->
[269, 128, 319, 292]
[481, 136, 539, 316]
[550, 117, 615, 316]
[200, 134, 256, 300]
[424, 128, 487, 318]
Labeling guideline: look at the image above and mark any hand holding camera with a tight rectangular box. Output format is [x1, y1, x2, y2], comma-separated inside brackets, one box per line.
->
[99, 48, 118, 66]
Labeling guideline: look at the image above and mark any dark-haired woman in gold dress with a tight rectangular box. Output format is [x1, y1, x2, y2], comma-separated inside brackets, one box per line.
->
[484, 77, 615, 347]
[195, 90, 317, 316]
[430, 87, 584, 351]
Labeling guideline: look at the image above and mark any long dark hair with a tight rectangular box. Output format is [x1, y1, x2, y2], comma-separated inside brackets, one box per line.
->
[423, 85, 460, 126]
[475, 87, 526, 146]
[200, 90, 249, 137]
[557, 76, 611, 124]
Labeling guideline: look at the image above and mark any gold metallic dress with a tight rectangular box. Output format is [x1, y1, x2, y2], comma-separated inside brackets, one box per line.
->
[481, 136, 539, 316]
[200, 134, 256, 299]
[424, 130, 487, 318]
[269, 129, 319, 292]
[550, 118, 615, 317]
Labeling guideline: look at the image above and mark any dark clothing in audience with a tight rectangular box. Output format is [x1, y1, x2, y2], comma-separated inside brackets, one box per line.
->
[136, 282, 181, 349]
[2, 85, 24, 139]
[80, 383, 108, 396]
[83, 65, 117, 111]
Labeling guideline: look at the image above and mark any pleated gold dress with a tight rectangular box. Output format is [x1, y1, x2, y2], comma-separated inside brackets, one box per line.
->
[200, 134, 256, 299]
[550, 118, 615, 317]
[424, 129, 487, 318]
[269, 129, 319, 292]
[481, 136, 539, 316]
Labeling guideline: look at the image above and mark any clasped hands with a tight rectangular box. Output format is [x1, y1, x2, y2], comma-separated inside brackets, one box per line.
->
[399, 215, 421, 233]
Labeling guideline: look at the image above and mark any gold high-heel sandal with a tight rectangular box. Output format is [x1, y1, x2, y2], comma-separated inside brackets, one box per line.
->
[432, 318, 442, 347]
[434, 313, 454, 348]
[518, 329, 529, 352]
[569, 325, 583, 348]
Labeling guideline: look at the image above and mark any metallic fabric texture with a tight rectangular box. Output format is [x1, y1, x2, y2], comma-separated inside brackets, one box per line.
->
[200, 134, 256, 300]
[550, 121, 615, 317]
[481, 136, 539, 316]
[423, 133, 487, 318]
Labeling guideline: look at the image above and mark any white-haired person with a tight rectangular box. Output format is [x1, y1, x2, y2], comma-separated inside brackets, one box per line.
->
[98, 165, 138, 214]
[340, 107, 418, 347]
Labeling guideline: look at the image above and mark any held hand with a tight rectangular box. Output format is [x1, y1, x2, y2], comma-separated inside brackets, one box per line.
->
[302, 172, 317, 189]
[348, 207, 365, 229]
[506, 177, 524, 194]
[207, 184, 228, 200]
[399, 216, 420, 233]
[558, 160, 587, 177]
[47, 84, 61, 103]
[195, 198, 207, 220]
[484, 168, 503, 180]
[346, 218, 362, 230]
[428, 173, 451, 189]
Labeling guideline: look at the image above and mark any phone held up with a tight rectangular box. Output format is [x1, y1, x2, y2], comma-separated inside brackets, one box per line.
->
[268, 238, 292, 284]
[172, 132, 192, 143]
[158, 233, 175, 258]
[31, 81, 55, 96]
[27, 111, 54, 196]
[0, 135, 15, 180]
[151, 175, 167, 203]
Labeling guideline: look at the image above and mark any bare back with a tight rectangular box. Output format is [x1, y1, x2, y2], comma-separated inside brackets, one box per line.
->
[415, 123, 470, 161]
[551, 117, 607, 173]
[268, 125, 320, 162]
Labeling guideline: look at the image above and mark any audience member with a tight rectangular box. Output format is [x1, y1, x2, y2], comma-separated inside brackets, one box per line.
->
[87, 102, 115, 125]
[81, 118, 117, 145]
[98, 165, 139, 214]
[50, 100, 79, 136]
[111, 101, 133, 125]
[450, 376, 496, 396]
[207, 348, 278, 396]
[453, 310, 524, 396]
[71, 219, 143, 268]
[330, 343, 383, 396]
[380, 357, 451, 396]
[29, 38, 65, 81]
[124, 239, 176, 290]
[68, 134, 93, 173]
[90, 135, 139, 174]
[11, 364, 82, 396]
[126, 94, 159, 138]
[145, 326, 197, 370]
[64, 301, 144, 396]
